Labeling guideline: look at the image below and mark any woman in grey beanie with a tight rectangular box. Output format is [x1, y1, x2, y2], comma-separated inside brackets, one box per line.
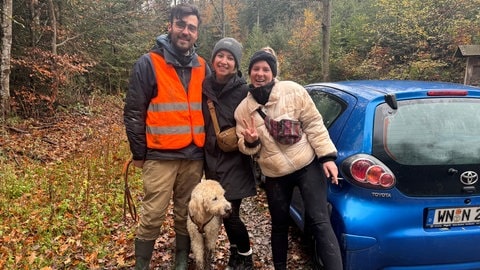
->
[211, 37, 243, 71]
[202, 37, 256, 270]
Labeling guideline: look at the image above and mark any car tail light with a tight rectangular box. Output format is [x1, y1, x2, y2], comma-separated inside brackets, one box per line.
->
[366, 165, 384, 184]
[379, 173, 395, 187]
[351, 159, 374, 181]
[343, 154, 396, 189]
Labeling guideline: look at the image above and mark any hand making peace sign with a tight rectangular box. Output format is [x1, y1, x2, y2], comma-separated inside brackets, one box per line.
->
[241, 115, 259, 144]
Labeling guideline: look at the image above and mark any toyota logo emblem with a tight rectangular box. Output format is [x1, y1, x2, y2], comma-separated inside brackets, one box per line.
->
[460, 171, 478, 185]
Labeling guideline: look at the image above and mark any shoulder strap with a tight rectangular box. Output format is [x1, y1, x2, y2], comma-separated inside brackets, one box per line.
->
[256, 107, 267, 119]
[207, 99, 221, 135]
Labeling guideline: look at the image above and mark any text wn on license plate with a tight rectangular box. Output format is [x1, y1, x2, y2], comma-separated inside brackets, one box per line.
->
[425, 206, 480, 228]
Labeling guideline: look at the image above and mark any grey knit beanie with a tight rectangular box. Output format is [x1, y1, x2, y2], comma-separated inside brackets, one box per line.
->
[248, 50, 278, 78]
[211, 37, 243, 68]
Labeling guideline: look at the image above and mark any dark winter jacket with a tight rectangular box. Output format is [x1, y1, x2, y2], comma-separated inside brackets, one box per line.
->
[124, 34, 210, 161]
[202, 71, 256, 200]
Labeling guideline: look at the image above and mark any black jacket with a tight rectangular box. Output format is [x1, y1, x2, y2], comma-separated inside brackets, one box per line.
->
[202, 71, 256, 200]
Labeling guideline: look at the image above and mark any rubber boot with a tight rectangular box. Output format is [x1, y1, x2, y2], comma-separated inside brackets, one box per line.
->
[174, 234, 191, 270]
[135, 238, 155, 270]
[237, 254, 253, 270]
[225, 245, 239, 270]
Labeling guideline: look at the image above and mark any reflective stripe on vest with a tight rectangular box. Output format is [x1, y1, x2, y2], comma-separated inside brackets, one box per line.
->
[146, 52, 206, 149]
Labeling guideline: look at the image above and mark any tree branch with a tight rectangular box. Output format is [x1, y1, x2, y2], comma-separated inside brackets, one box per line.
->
[56, 34, 81, 48]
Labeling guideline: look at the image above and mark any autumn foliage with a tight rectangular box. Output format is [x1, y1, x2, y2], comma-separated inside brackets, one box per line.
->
[10, 47, 94, 118]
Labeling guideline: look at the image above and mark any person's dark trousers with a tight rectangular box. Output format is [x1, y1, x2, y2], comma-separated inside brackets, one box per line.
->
[264, 174, 294, 268]
[134, 238, 155, 270]
[301, 161, 343, 270]
[223, 199, 253, 269]
[264, 159, 343, 270]
[273, 262, 287, 270]
[223, 199, 251, 253]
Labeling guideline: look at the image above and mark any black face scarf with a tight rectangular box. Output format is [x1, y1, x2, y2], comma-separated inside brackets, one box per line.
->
[249, 81, 275, 105]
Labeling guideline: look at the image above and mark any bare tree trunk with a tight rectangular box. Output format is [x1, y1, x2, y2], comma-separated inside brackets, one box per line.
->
[1, 0, 13, 117]
[48, 0, 57, 54]
[220, 0, 225, 37]
[209, 0, 226, 37]
[321, 0, 331, 82]
[28, 0, 41, 46]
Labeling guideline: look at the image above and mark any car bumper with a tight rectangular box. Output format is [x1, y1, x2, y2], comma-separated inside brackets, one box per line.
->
[336, 197, 480, 270]
[342, 227, 480, 269]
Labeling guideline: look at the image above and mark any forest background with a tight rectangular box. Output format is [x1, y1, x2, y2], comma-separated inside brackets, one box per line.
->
[1, 0, 480, 269]
[2, 0, 480, 118]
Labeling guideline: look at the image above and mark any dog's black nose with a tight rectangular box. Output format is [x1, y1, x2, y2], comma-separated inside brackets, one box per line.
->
[223, 205, 233, 218]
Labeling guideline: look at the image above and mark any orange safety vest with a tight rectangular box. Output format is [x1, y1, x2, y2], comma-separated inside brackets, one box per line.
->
[146, 52, 206, 149]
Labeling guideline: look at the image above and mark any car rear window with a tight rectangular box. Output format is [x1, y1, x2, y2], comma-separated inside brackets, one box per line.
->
[376, 98, 480, 165]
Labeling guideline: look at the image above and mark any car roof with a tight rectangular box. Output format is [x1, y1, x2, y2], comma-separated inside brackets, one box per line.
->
[306, 80, 480, 100]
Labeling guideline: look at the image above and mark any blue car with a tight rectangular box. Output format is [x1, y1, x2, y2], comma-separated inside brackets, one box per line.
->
[289, 80, 480, 270]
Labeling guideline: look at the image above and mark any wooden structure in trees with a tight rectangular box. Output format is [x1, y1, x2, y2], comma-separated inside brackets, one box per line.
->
[454, 45, 480, 86]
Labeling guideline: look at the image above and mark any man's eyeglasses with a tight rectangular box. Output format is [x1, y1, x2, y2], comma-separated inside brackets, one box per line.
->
[174, 20, 198, 34]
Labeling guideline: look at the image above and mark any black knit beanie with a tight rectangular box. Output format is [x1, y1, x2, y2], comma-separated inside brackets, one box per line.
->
[248, 50, 278, 78]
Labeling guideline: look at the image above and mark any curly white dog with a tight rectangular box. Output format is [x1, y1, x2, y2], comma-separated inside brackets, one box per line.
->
[187, 179, 232, 270]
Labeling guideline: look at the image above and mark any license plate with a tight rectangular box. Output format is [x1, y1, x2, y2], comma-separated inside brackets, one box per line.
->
[425, 206, 480, 228]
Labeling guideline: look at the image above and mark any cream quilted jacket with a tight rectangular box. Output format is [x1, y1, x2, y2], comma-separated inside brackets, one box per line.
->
[234, 79, 337, 177]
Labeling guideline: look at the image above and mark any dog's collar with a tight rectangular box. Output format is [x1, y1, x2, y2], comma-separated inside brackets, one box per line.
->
[189, 213, 215, 234]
